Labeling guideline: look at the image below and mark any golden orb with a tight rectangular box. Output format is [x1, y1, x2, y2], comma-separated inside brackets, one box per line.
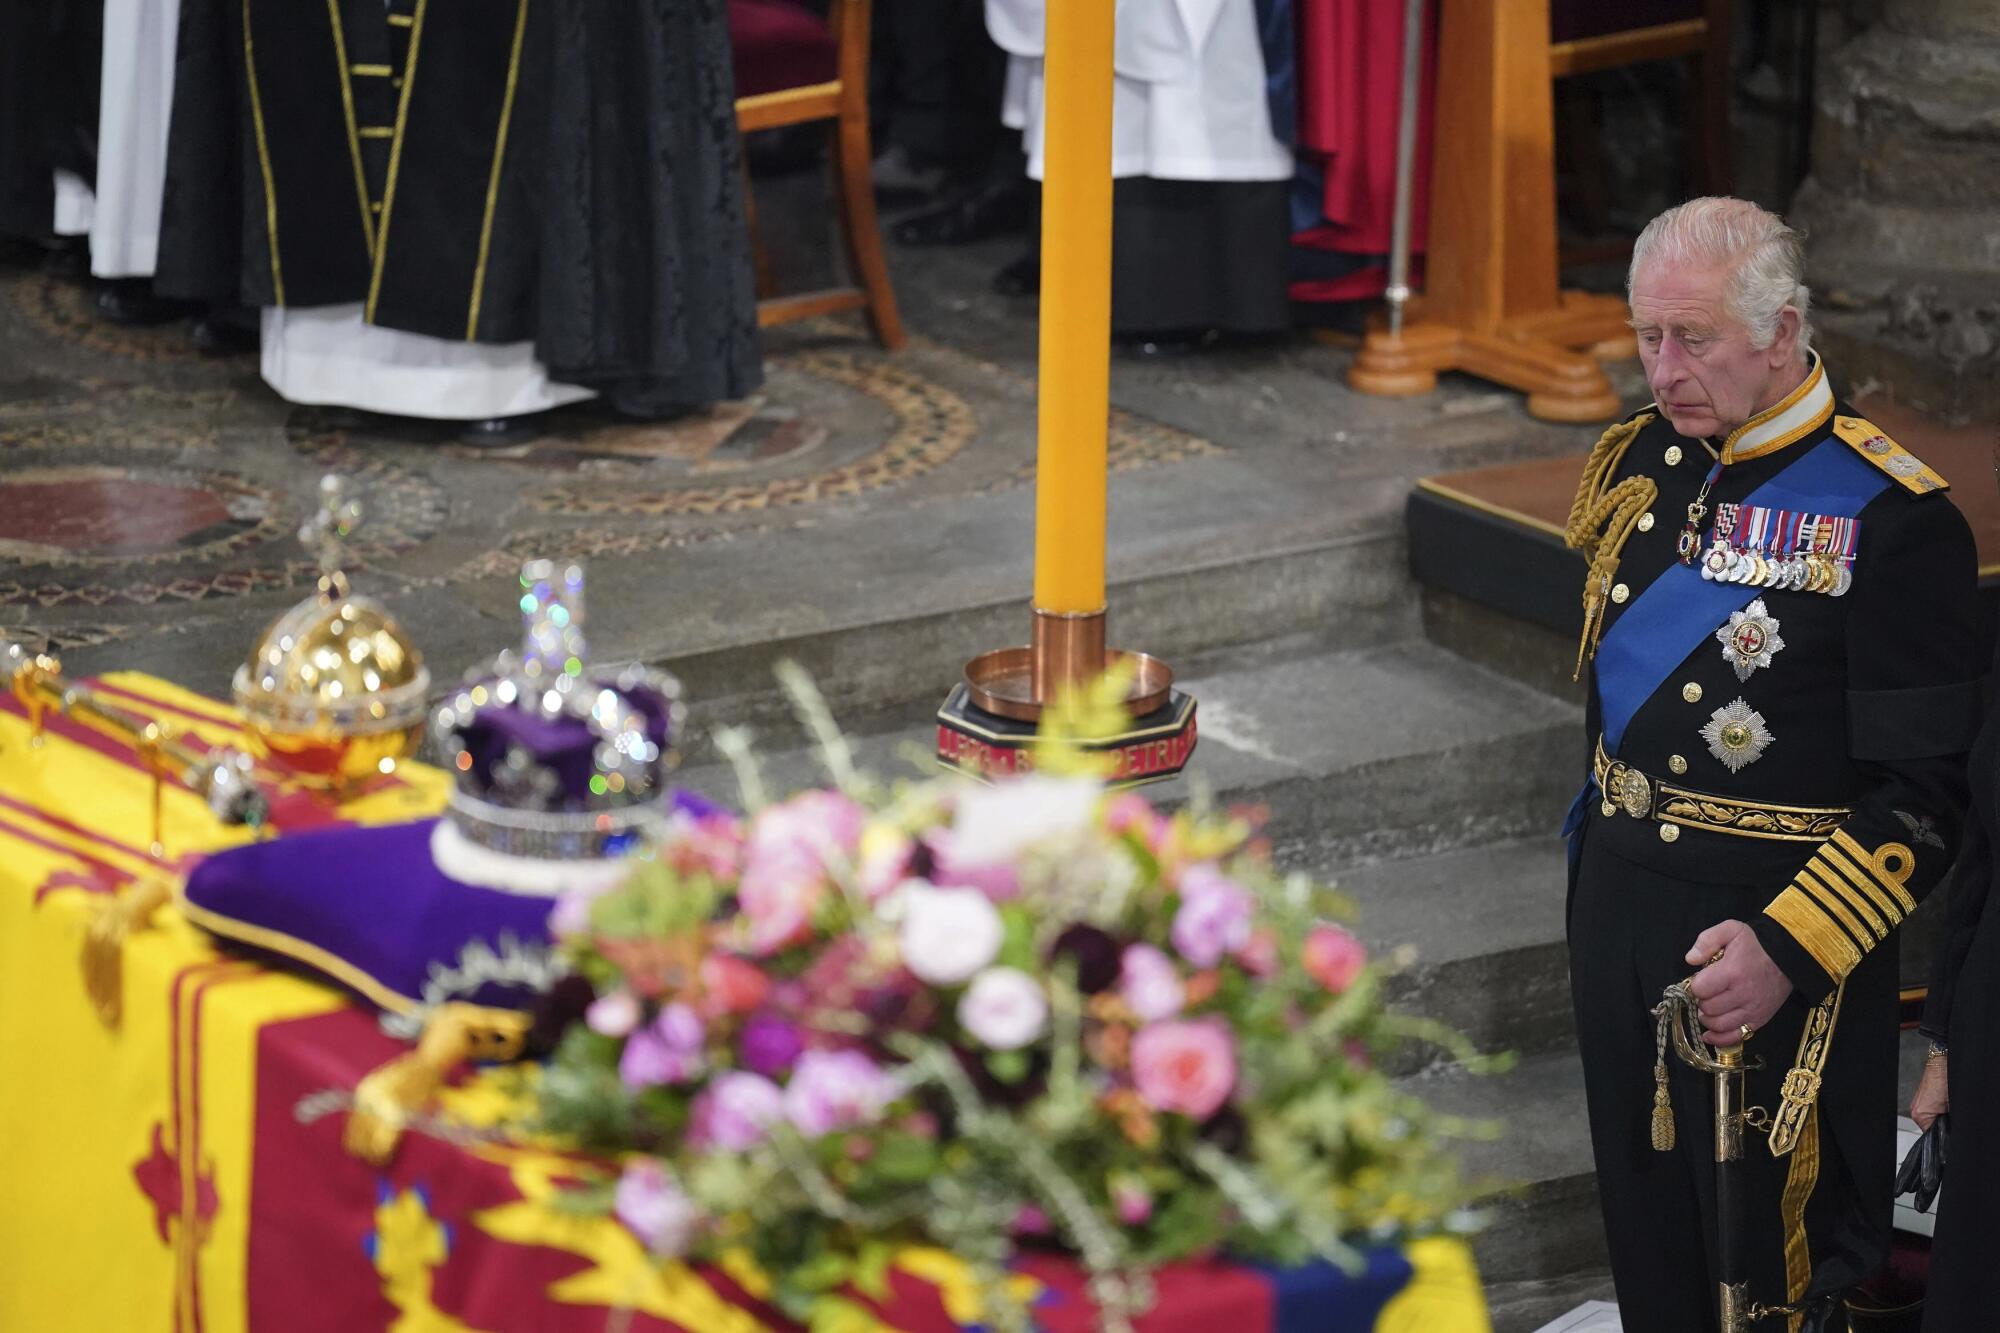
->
[233, 580, 429, 794]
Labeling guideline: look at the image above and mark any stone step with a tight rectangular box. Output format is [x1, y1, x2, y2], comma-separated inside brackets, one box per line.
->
[669, 637, 1583, 869]
[1486, 1278, 1617, 1333]
[1398, 1049, 1605, 1292]
[1338, 838, 1574, 1070]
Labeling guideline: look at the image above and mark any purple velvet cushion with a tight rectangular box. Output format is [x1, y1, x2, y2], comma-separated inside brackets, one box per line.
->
[729, 0, 837, 100]
[181, 820, 561, 1014]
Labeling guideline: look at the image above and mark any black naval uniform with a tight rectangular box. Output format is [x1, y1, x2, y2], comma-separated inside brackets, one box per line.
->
[1563, 359, 1981, 1332]
[156, 0, 762, 412]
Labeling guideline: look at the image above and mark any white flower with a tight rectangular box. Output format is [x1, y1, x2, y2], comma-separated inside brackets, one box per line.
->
[958, 967, 1049, 1050]
[897, 884, 1004, 985]
[948, 775, 1102, 867]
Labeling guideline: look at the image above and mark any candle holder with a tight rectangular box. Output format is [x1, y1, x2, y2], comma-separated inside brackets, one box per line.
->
[938, 607, 1197, 788]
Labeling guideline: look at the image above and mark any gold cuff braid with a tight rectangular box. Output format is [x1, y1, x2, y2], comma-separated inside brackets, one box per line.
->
[1565, 413, 1659, 679]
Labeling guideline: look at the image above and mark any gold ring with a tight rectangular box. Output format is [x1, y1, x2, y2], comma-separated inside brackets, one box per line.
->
[1740, 1023, 1755, 1042]
[1709, 949, 1727, 964]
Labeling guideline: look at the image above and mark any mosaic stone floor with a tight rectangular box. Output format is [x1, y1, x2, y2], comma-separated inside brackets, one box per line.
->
[0, 198, 1620, 698]
[0, 260, 1221, 663]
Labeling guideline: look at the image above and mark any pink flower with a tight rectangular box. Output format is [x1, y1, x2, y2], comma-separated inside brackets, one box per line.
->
[663, 809, 745, 880]
[699, 955, 771, 1017]
[618, 1002, 706, 1089]
[738, 792, 866, 955]
[1118, 944, 1186, 1023]
[1113, 1180, 1154, 1227]
[958, 967, 1048, 1050]
[922, 827, 1021, 901]
[1237, 929, 1280, 978]
[586, 989, 641, 1038]
[1103, 791, 1164, 841]
[613, 1159, 700, 1256]
[1131, 1019, 1237, 1121]
[1013, 1204, 1052, 1236]
[782, 1049, 897, 1138]
[548, 880, 613, 939]
[1302, 924, 1368, 994]
[688, 1072, 785, 1152]
[1170, 865, 1255, 968]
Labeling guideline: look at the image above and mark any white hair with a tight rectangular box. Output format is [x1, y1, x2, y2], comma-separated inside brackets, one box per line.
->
[1628, 197, 1813, 354]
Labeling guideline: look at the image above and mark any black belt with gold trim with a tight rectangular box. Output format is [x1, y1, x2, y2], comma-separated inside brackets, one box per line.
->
[1592, 739, 1852, 843]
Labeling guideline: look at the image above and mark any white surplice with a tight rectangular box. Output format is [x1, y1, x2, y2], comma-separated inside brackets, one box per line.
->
[987, 0, 1291, 183]
[261, 305, 596, 420]
[90, 0, 179, 278]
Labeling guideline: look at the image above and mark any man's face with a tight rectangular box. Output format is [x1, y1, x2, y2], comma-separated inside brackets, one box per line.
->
[1629, 260, 1795, 440]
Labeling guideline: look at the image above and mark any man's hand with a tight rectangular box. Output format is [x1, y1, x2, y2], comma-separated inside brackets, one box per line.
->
[1912, 1053, 1949, 1132]
[1684, 920, 1794, 1046]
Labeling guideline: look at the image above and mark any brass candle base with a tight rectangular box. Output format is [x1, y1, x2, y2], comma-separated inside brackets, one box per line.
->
[962, 608, 1173, 723]
[940, 606, 1196, 786]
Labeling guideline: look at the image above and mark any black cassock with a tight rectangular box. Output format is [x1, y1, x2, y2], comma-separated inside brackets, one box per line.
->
[156, 0, 761, 414]
[1563, 367, 1981, 1332]
[1917, 664, 2000, 1332]
[0, 0, 102, 241]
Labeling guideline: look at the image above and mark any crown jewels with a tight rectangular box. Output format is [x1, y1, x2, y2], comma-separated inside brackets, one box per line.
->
[431, 560, 686, 864]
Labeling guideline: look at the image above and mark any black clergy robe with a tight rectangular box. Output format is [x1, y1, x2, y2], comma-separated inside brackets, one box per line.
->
[0, 0, 102, 241]
[156, 0, 762, 413]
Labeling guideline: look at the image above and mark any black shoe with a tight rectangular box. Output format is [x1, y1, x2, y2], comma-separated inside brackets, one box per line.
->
[894, 176, 1033, 247]
[189, 312, 259, 356]
[457, 415, 543, 448]
[96, 279, 200, 326]
[991, 251, 1039, 297]
[42, 237, 90, 282]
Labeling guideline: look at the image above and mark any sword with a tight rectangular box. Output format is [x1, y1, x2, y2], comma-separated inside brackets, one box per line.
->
[1653, 980, 1763, 1333]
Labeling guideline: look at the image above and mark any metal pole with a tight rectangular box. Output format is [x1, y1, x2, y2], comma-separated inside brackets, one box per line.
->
[1384, 0, 1427, 336]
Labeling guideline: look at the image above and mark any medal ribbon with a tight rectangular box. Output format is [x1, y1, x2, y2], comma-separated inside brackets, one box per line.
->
[1595, 439, 1891, 753]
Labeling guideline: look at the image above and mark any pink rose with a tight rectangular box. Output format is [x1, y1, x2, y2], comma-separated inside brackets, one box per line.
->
[613, 1159, 700, 1256]
[782, 1049, 897, 1138]
[688, 1072, 785, 1152]
[1302, 924, 1367, 994]
[663, 809, 745, 880]
[1113, 1180, 1153, 1227]
[1118, 944, 1185, 1023]
[1170, 865, 1255, 968]
[586, 989, 641, 1038]
[1103, 792, 1164, 841]
[1237, 929, 1280, 978]
[699, 954, 771, 1017]
[922, 827, 1021, 901]
[738, 792, 867, 955]
[1131, 1019, 1237, 1121]
[618, 1002, 706, 1089]
[898, 884, 1003, 985]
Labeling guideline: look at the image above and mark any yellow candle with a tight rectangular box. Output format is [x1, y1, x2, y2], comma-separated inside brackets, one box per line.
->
[1031, 0, 1115, 616]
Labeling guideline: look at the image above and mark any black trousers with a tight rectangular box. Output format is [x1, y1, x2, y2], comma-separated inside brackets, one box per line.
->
[1568, 813, 1890, 1332]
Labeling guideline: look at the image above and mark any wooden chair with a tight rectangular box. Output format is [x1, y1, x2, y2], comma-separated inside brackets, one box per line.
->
[730, 0, 906, 350]
[1348, 0, 1732, 422]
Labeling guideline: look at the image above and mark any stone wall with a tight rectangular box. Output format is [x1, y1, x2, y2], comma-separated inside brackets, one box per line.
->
[1791, 0, 2000, 420]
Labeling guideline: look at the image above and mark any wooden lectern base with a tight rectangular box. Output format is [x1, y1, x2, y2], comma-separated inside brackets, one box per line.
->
[1350, 290, 1633, 423]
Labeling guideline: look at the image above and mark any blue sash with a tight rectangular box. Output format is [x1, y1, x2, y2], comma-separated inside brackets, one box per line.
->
[1595, 435, 1890, 754]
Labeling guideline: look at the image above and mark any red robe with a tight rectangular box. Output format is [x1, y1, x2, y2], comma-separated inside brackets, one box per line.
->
[1289, 0, 1436, 305]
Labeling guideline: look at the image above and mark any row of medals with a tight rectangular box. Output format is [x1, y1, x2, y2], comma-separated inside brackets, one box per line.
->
[1699, 530, 1852, 597]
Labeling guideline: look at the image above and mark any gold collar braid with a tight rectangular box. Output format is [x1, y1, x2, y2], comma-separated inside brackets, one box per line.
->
[1564, 412, 1658, 680]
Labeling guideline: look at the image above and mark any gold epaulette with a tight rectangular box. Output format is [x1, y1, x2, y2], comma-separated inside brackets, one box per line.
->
[1831, 415, 1949, 495]
[1564, 410, 1659, 678]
